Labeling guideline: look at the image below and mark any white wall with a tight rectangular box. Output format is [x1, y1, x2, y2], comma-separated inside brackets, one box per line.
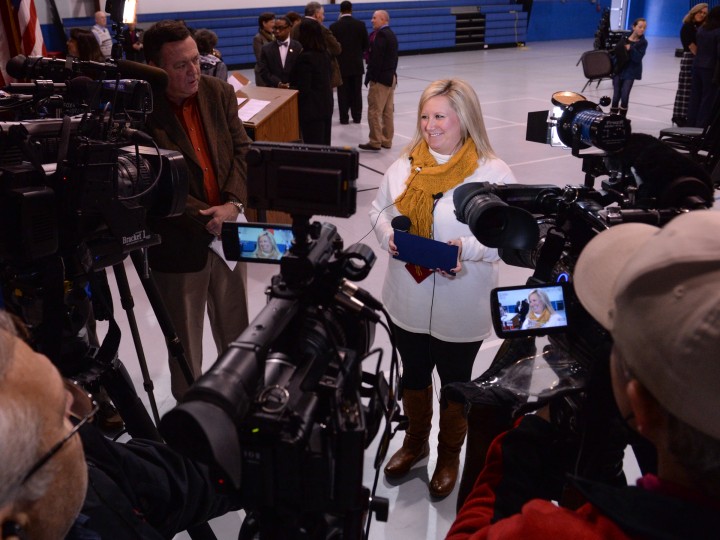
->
[41, 0, 417, 20]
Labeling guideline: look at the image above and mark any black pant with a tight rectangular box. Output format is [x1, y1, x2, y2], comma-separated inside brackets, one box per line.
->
[391, 322, 482, 391]
[337, 73, 363, 122]
[300, 117, 332, 145]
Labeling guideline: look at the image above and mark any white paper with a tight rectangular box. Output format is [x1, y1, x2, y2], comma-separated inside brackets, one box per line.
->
[228, 75, 246, 92]
[209, 211, 249, 271]
[238, 99, 271, 122]
[236, 96, 247, 106]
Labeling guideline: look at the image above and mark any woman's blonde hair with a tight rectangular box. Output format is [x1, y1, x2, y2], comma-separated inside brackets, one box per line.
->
[254, 231, 281, 259]
[684, 3, 708, 24]
[529, 289, 555, 314]
[404, 79, 496, 159]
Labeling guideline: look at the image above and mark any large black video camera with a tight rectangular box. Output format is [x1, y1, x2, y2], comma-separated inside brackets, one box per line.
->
[1, 54, 186, 268]
[160, 142, 392, 539]
[448, 93, 714, 488]
[0, 47, 188, 385]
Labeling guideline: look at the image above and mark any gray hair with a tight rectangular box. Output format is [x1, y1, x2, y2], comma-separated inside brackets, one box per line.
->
[615, 349, 720, 499]
[0, 312, 55, 507]
[305, 1, 322, 16]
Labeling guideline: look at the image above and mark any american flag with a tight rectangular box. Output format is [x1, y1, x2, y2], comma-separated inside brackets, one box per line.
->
[0, 0, 46, 86]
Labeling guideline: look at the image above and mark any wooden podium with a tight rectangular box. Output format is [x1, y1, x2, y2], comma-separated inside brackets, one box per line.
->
[236, 85, 300, 224]
[237, 86, 300, 143]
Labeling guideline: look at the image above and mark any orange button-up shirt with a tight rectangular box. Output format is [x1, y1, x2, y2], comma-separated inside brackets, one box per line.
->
[170, 94, 221, 206]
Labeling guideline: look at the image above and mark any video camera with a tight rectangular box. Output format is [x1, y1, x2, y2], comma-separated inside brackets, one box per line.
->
[160, 142, 392, 539]
[0, 32, 187, 398]
[447, 92, 714, 485]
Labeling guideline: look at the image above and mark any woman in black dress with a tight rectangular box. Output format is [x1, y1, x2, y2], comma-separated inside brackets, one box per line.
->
[290, 19, 333, 145]
[687, 6, 720, 128]
[672, 3, 708, 126]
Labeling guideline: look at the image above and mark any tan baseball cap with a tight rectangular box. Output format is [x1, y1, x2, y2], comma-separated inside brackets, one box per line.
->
[574, 210, 720, 440]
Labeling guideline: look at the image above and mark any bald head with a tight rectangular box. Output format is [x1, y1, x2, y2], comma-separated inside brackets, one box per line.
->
[372, 10, 389, 30]
[94, 11, 107, 26]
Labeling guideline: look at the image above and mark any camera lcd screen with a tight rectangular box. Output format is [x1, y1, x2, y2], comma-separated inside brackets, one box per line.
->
[221, 222, 294, 264]
[490, 283, 570, 338]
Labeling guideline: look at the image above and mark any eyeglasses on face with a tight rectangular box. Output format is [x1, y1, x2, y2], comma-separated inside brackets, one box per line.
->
[21, 379, 98, 485]
[273, 25, 289, 31]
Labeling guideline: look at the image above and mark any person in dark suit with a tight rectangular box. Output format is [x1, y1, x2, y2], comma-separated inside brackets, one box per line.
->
[330, 1, 369, 124]
[290, 18, 333, 145]
[258, 16, 302, 89]
[359, 10, 398, 151]
[292, 2, 343, 90]
[122, 21, 144, 63]
[142, 20, 250, 400]
[253, 12, 276, 86]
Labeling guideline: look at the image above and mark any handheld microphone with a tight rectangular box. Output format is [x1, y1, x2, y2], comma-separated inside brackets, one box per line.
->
[391, 215, 411, 232]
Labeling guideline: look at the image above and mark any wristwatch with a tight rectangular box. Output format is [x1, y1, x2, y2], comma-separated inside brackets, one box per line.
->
[226, 200, 245, 214]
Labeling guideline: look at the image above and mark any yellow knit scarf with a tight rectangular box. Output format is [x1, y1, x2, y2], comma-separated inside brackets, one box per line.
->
[528, 308, 551, 326]
[394, 139, 480, 238]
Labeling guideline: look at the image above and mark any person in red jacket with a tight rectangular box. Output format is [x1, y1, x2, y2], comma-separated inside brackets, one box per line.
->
[448, 210, 720, 539]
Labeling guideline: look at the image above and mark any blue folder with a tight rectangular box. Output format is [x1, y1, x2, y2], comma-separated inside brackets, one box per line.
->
[393, 231, 459, 274]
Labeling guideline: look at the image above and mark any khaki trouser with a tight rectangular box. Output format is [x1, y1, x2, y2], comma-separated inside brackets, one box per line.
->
[153, 252, 249, 400]
[367, 76, 396, 148]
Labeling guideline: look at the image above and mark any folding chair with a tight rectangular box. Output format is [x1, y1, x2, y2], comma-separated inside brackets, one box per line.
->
[577, 50, 613, 93]
[659, 93, 720, 172]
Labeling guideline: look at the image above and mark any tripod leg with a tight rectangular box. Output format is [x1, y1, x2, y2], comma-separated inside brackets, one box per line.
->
[112, 261, 162, 426]
[129, 251, 196, 389]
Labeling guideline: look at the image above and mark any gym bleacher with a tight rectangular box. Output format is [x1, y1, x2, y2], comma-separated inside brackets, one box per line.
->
[63, 0, 528, 69]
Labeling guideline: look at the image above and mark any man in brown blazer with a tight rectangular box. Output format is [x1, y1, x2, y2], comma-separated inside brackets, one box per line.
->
[142, 20, 250, 400]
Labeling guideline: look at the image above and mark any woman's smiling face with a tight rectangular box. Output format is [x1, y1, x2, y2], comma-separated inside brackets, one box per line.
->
[420, 95, 463, 155]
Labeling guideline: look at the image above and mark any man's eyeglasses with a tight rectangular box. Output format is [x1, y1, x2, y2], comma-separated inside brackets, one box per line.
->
[273, 25, 289, 31]
[21, 379, 98, 485]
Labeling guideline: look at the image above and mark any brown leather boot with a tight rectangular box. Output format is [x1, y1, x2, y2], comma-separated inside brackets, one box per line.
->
[384, 386, 433, 479]
[429, 400, 468, 498]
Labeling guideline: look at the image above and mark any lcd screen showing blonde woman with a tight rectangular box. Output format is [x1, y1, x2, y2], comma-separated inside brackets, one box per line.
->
[490, 283, 569, 338]
[220, 223, 293, 263]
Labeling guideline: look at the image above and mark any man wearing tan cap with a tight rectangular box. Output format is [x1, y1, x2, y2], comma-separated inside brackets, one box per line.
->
[449, 210, 720, 539]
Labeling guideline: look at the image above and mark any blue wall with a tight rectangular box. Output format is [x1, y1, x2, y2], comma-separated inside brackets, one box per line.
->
[526, 0, 686, 41]
[630, 0, 686, 38]
[526, 0, 612, 42]
[40, 0, 688, 53]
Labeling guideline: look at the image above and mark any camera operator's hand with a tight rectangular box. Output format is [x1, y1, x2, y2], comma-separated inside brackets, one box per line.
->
[199, 204, 240, 237]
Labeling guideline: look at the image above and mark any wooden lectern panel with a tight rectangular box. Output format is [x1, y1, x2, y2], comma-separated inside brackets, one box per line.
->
[236, 86, 300, 224]
[237, 86, 300, 143]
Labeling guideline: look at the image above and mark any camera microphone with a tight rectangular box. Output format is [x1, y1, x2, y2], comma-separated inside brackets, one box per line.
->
[6, 55, 169, 91]
[1, 80, 67, 95]
[391, 215, 411, 232]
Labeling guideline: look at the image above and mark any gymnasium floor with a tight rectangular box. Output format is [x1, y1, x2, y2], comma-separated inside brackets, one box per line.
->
[98, 36, 706, 539]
